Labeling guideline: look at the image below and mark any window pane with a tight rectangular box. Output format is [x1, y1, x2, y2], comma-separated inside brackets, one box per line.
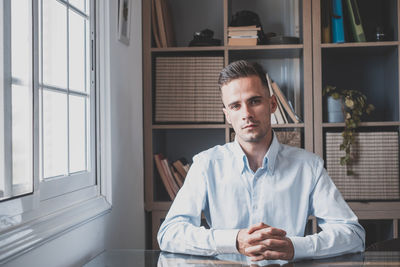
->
[42, 0, 67, 89]
[12, 85, 32, 194]
[69, 0, 85, 13]
[69, 10, 86, 92]
[86, 19, 91, 93]
[43, 90, 68, 178]
[69, 95, 86, 173]
[0, 0, 33, 201]
[11, 1, 31, 82]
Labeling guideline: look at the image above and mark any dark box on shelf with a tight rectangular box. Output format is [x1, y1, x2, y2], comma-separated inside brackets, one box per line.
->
[326, 132, 400, 200]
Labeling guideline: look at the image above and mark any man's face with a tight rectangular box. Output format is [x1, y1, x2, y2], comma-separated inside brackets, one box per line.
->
[221, 75, 277, 144]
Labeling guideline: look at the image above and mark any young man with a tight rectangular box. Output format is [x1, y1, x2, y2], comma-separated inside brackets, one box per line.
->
[157, 60, 365, 261]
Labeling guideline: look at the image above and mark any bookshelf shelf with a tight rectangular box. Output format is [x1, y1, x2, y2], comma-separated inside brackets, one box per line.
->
[150, 44, 304, 52]
[152, 124, 227, 129]
[322, 121, 400, 128]
[226, 44, 304, 50]
[151, 46, 225, 52]
[320, 41, 399, 48]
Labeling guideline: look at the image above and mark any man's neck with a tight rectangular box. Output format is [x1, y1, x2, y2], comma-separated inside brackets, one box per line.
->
[238, 133, 273, 173]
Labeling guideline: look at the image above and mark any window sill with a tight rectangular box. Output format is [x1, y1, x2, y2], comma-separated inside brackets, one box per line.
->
[0, 196, 111, 264]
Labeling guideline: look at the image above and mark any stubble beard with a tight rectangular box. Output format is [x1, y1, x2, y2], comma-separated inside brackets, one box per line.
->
[237, 126, 268, 143]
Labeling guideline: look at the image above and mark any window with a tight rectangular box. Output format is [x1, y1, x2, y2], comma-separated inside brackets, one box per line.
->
[0, 1, 114, 264]
[0, 2, 111, 263]
[0, 0, 95, 202]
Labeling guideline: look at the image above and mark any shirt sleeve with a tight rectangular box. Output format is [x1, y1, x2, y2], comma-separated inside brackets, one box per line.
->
[157, 155, 240, 255]
[289, 158, 365, 260]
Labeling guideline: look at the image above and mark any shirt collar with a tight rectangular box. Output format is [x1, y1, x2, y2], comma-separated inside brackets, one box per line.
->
[232, 131, 280, 175]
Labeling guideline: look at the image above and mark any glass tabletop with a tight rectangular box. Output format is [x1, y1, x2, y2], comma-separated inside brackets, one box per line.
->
[83, 250, 400, 267]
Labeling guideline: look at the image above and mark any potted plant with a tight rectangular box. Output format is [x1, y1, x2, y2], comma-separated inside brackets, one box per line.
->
[323, 85, 375, 175]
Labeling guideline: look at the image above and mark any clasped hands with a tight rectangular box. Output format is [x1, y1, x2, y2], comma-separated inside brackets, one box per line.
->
[236, 222, 294, 261]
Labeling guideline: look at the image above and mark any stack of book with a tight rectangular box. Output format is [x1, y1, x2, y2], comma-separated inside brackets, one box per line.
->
[154, 154, 190, 200]
[266, 74, 300, 124]
[228, 25, 260, 46]
[326, 132, 400, 200]
[155, 56, 224, 123]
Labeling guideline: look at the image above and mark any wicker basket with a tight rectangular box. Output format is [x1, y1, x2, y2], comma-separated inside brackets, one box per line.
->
[155, 56, 224, 123]
[326, 132, 400, 200]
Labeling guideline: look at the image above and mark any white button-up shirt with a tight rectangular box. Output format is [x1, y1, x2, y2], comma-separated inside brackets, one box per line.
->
[157, 133, 365, 260]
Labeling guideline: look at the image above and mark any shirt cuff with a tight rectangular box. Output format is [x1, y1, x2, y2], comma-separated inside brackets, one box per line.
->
[288, 236, 314, 260]
[213, 229, 240, 254]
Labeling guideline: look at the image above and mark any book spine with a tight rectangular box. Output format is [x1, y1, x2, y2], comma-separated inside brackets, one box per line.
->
[154, 154, 176, 200]
[331, 0, 346, 43]
[321, 0, 332, 43]
[345, 0, 366, 42]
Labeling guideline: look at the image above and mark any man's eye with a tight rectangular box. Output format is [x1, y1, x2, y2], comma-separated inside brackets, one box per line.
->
[250, 99, 261, 105]
[230, 104, 240, 110]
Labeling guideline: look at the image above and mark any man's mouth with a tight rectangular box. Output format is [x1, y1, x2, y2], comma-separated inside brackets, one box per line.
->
[242, 124, 258, 129]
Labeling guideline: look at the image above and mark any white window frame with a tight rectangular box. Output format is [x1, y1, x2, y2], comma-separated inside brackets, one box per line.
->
[0, 1, 112, 264]
[39, 0, 95, 200]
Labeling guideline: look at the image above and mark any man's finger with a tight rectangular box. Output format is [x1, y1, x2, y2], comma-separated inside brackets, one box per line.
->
[264, 227, 286, 237]
[247, 233, 286, 244]
[247, 222, 270, 234]
[250, 250, 287, 261]
[261, 238, 288, 250]
[246, 228, 287, 243]
[244, 244, 267, 256]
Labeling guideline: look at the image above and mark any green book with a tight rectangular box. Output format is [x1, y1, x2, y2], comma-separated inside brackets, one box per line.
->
[345, 0, 366, 42]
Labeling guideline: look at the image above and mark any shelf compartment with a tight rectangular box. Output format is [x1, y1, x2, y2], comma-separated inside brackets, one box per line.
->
[320, 0, 398, 44]
[152, 0, 223, 48]
[322, 46, 399, 122]
[152, 128, 225, 202]
[228, 0, 303, 44]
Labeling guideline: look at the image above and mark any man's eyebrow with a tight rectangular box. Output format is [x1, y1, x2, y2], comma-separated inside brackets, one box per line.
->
[227, 100, 240, 107]
[248, 96, 263, 101]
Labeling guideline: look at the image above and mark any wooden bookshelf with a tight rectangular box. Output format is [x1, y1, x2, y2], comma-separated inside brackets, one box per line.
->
[143, 0, 400, 249]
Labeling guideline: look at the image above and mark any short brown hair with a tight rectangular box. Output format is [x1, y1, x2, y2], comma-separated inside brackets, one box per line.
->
[218, 60, 269, 90]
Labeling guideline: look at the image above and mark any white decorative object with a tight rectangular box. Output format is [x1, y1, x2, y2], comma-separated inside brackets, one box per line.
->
[327, 96, 344, 122]
[118, 0, 131, 45]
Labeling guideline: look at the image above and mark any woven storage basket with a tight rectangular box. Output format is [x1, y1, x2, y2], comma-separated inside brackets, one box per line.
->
[155, 56, 224, 123]
[326, 132, 400, 200]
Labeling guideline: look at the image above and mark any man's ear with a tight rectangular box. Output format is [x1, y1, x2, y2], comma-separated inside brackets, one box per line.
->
[223, 108, 232, 124]
[270, 95, 278, 113]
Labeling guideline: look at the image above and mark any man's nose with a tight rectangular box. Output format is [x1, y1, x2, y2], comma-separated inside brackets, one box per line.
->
[241, 104, 254, 120]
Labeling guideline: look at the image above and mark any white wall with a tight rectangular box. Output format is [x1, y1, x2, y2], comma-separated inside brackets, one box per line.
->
[105, 0, 145, 249]
[4, 0, 145, 266]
